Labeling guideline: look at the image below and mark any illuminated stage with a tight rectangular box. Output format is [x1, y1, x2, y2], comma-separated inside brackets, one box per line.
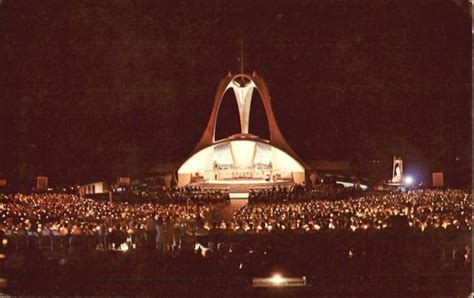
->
[206, 179, 273, 184]
[191, 180, 295, 192]
[178, 72, 307, 189]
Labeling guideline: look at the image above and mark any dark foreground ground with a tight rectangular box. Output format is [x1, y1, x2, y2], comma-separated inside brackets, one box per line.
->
[1, 229, 471, 297]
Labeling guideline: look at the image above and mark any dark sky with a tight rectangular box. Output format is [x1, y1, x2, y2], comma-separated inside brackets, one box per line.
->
[0, 0, 471, 188]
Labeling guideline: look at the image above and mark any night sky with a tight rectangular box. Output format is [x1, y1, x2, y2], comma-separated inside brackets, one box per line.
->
[0, 0, 471, 189]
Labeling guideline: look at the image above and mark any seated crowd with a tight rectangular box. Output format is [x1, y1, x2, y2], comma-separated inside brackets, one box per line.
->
[236, 189, 471, 233]
[122, 185, 229, 204]
[0, 193, 214, 252]
[0, 189, 471, 252]
[248, 182, 357, 202]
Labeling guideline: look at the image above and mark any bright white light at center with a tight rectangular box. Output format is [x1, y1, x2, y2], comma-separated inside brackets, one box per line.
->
[230, 141, 256, 168]
[404, 176, 414, 185]
[270, 273, 285, 285]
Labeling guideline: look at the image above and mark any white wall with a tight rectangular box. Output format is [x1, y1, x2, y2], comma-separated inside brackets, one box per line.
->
[79, 181, 107, 195]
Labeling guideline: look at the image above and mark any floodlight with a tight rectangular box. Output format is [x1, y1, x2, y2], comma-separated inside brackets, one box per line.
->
[269, 273, 285, 285]
[404, 176, 414, 186]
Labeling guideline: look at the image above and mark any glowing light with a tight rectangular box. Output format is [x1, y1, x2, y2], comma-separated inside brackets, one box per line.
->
[420, 223, 426, 232]
[270, 273, 285, 285]
[229, 192, 249, 199]
[404, 176, 414, 186]
[230, 140, 256, 169]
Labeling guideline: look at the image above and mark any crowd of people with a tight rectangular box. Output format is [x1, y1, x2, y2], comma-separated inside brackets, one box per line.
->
[118, 185, 230, 204]
[158, 187, 229, 204]
[236, 189, 471, 233]
[0, 189, 470, 251]
[0, 188, 471, 295]
[248, 183, 359, 203]
[0, 193, 215, 252]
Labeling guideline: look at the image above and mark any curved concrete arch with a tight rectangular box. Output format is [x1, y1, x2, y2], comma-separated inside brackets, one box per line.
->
[178, 72, 307, 187]
[179, 137, 304, 174]
[178, 137, 305, 186]
[191, 72, 307, 169]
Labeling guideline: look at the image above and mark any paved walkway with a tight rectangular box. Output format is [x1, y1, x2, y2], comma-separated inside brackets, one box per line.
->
[213, 199, 248, 222]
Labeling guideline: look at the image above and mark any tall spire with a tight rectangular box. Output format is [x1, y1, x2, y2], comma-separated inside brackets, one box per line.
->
[240, 38, 244, 74]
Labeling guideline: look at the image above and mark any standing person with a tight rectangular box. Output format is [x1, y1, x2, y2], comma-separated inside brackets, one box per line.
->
[173, 219, 183, 252]
[155, 218, 163, 251]
[165, 219, 174, 253]
[146, 215, 157, 250]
